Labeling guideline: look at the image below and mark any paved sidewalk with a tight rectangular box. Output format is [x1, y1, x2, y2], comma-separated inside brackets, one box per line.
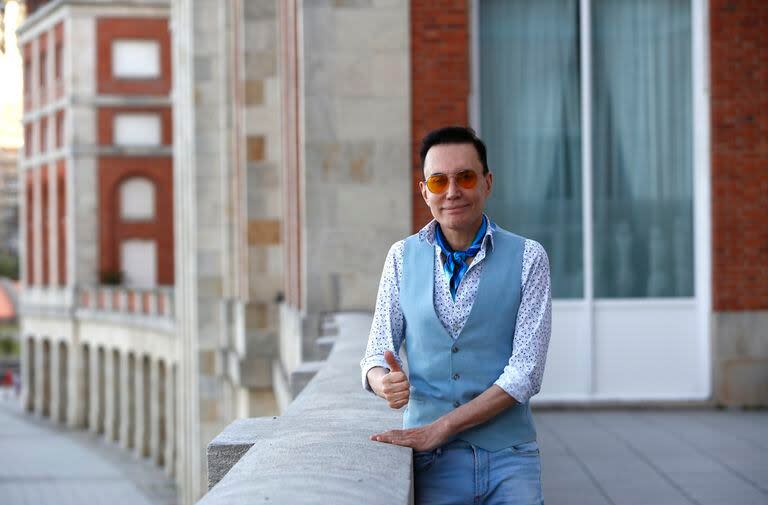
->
[536, 409, 768, 505]
[0, 393, 177, 505]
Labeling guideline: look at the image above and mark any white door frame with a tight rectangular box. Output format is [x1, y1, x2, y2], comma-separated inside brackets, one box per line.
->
[469, 0, 711, 402]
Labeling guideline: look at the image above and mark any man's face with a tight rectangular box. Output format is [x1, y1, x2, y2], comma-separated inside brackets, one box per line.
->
[419, 143, 493, 233]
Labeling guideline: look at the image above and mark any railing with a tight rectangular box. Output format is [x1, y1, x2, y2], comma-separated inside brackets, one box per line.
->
[199, 312, 413, 504]
[77, 286, 175, 319]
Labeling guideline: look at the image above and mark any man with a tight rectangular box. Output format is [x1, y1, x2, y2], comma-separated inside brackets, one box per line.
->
[360, 126, 552, 504]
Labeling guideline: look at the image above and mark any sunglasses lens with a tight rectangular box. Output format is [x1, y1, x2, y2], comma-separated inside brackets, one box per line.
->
[457, 170, 478, 189]
[427, 175, 449, 193]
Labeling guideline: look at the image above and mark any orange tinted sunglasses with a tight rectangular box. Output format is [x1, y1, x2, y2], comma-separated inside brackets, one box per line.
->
[425, 170, 479, 194]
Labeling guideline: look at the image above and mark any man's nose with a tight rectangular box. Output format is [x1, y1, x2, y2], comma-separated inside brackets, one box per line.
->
[445, 178, 462, 198]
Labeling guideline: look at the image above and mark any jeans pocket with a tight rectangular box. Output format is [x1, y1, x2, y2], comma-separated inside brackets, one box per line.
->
[412, 450, 437, 473]
[508, 440, 540, 456]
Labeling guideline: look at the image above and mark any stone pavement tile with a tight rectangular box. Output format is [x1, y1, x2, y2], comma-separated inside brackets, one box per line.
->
[537, 419, 614, 505]
[0, 437, 122, 479]
[0, 481, 155, 505]
[691, 411, 768, 450]
[537, 412, 698, 505]
[586, 411, 767, 505]
[648, 413, 768, 497]
[0, 397, 177, 505]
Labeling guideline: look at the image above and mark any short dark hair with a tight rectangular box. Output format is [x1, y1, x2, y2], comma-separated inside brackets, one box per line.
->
[419, 126, 489, 175]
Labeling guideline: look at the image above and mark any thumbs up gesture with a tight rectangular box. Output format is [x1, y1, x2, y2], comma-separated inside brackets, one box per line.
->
[376, 350, 410, 410]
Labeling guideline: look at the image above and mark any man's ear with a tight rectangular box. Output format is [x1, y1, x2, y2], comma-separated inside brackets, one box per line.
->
[484, 171, 493, 195]
[419, 180, 430, 205]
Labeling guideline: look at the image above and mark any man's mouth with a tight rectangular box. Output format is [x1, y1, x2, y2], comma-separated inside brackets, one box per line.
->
[443, 204, 469, 211]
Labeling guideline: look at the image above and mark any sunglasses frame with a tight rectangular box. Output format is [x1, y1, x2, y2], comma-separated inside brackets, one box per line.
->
[425, 169, 480, 194]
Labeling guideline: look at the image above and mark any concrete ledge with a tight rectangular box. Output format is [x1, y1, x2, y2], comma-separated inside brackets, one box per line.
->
[206, 417, 279, 489]
[199, 312, 412, 504]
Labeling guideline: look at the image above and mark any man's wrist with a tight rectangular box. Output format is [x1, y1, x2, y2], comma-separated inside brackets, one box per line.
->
[432, 414, 457, 441]
[366, 366, 386, 397]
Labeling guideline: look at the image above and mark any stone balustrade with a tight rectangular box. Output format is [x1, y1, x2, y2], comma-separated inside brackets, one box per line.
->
[198, 313, 413, 504]
[76, 285, 175, 319]
[20, 283, 179, 479]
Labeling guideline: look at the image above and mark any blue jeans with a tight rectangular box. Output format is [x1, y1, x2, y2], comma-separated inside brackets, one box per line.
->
[413, 439, 544, 505]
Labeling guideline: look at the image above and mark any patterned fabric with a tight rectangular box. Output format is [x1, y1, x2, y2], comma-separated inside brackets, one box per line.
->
[434, 215, 488, 300]
[360, 215, 552, 404]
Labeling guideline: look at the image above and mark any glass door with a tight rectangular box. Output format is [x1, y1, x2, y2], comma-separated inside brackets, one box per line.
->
[476, 0, 706, 401]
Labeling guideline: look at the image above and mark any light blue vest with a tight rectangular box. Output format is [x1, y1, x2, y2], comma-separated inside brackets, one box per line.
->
[401, 225, 536, 451]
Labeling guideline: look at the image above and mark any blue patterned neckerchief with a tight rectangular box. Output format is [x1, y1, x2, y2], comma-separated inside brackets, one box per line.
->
[434, 216, 488, 301]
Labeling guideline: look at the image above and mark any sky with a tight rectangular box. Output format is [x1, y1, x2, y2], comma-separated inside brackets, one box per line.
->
[0, 0, 23, 150]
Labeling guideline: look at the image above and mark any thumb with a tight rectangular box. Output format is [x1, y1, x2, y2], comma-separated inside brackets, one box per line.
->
[384, 350, 402, 373]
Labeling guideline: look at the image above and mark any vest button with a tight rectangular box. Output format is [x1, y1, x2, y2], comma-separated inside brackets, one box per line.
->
[453, 401, 461, 408]
[451, 346, 459, 353]
[452, 373, 460, 380]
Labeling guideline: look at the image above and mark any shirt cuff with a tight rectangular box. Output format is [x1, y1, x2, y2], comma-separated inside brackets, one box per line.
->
[360, 357, 391, 394]
[494, 367, 533, 404]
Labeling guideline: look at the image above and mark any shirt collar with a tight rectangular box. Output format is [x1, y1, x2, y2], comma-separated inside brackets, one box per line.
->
[418, 213, 495, 251]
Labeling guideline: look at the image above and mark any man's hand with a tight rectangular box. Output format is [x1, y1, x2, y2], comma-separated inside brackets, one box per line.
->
[370, 421, 451, 452]
[369, 351, 410, 409]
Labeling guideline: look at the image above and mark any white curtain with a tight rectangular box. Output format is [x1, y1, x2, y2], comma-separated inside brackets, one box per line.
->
[592, 0, 693, 297]
[479, 0, 583, 299]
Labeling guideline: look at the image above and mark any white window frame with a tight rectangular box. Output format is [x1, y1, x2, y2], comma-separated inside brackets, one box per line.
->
[113, 113, 162, 147]
[120, 239, 158, 289]
[111, 39, 161, 79]
[119, 177, 156, 222]
[469, 0, 711, 401]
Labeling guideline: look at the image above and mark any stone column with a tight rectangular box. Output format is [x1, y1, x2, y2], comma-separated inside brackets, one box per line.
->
[49, 341, 63, 423]
[21, 337, 35, 412]
[119, 352, 134, 450]
[34, 339, 49, 417]
[164, 362, 176, 476]
[67, 344, 88, 428]
[88, 347, 103, 433]
[134, 356, 149, 458]
[149, 359, 162, 464]
[103, 349, 119, 442]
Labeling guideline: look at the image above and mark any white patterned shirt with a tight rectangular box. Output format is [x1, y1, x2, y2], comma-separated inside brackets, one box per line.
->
[360, 216, 552, 404]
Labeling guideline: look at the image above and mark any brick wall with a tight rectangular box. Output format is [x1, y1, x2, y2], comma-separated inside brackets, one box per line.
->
[98, 157, 174, 285]
[57, 161, 66, 285]
[40, 168, 49, 285]
[710, 0, 768, 311]
[26, 172, 34, 284]
[96, 18, 171, 96]
[410, 0, 470, 232]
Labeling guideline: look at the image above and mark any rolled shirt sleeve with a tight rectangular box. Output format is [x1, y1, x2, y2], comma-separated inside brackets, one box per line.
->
[494, 240, 552, 404]
[360, 240, 406, 393]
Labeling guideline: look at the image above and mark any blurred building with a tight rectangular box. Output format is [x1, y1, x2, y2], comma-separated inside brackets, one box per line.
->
[0, 147, 19, 254]
[16, 1, 767, 504]
[1, 1, 24, 257]
[16, 0, 181, 486]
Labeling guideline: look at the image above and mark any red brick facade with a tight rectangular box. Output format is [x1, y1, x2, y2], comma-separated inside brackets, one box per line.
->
[96, 18, 172, 96]
[98, 157, 175, 285]
[410, 0, 470, 232]
[95, 16, 174, 286]
[710, 1, 768, 311]
[53, 22, 65, 100]
[57, 161, 67, 285]
[38, 32, 47, 107]
[40, 168, 49, 285]
[25, 173, 34, 284]
[22, 22, 68, 288]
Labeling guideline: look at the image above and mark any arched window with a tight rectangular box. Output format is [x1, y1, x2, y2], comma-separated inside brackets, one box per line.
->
[119, 177, 155, 221]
